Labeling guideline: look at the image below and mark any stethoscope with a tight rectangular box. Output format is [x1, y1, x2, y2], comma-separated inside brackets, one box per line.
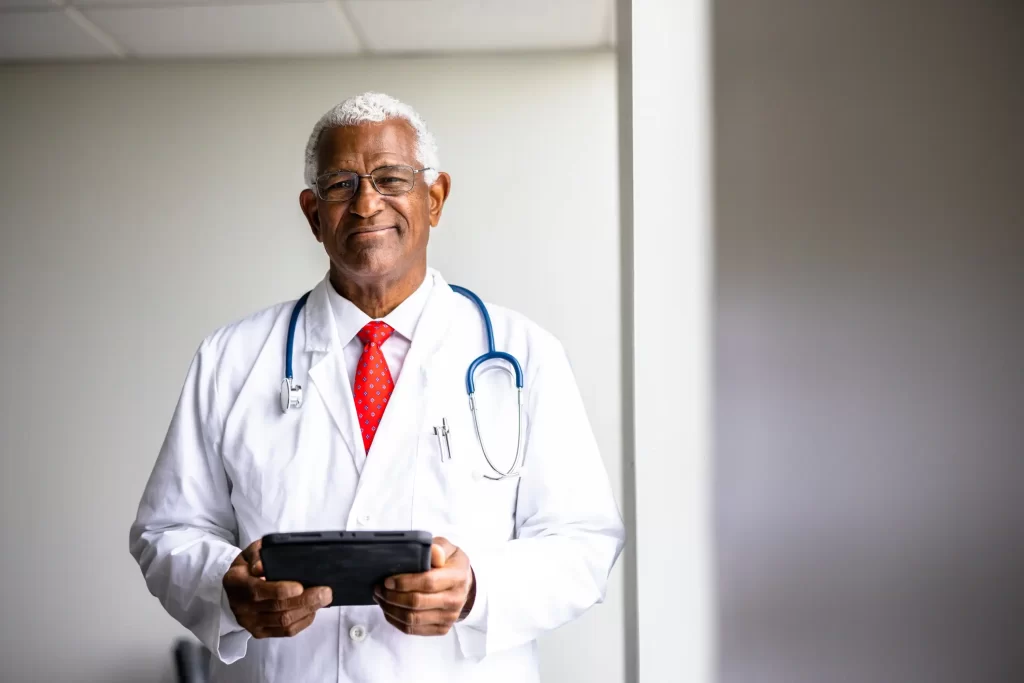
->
[280, 285, 525, 480]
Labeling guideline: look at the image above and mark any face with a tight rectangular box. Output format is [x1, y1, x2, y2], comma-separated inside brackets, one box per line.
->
[299, 120, 451, 288]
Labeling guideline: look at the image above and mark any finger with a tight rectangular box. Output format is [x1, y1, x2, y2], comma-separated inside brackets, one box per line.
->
[373, 587, 462, 612]
[257, 603, 321, 630]
[259, 611, 317, 638]
[242, 538, 262, 563]
[386, 566, 462, 594]
[382, 610, 452, 636]
[376, 601, 461, 628]
[250, 578, 305, 602]
[223, 564, 258, 597]
[382, 610, 412, 635]
[252, 586, 332, 613]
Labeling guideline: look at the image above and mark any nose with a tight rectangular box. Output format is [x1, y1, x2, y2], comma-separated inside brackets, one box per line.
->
[349, 175, 385, 218]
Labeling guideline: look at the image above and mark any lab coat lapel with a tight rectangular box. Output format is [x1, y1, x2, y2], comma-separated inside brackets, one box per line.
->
[303, 279, 363, 474]
[353, 271, 458, 499]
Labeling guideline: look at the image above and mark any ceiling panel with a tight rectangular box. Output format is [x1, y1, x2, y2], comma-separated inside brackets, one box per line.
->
[0, 0, 59, 9]
[82, 1, 361, 57]
[343, 0, 613, 53]
[0, 10, 116, 60]
[70, 0, 317, 7]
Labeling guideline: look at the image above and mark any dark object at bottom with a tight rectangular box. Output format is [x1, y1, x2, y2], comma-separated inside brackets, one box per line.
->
[174, 638, 211, 683]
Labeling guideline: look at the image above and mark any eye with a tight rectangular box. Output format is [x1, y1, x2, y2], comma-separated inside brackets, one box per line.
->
[323, 179, 355, 194]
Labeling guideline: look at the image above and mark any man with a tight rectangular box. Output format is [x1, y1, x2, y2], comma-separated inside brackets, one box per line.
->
[130, 92, 624, 682]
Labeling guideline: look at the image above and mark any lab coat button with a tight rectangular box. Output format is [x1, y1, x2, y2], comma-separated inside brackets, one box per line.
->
[349, 624, 368, 642]
[357, 514, 370, 525]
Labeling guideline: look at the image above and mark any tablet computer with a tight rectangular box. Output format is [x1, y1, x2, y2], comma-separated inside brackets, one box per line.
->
[261, 530, 433, 607]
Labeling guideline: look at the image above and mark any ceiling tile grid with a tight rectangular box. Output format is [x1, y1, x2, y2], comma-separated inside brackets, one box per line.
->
[81, 2, 361, 58]
[0, 0, 615, 62]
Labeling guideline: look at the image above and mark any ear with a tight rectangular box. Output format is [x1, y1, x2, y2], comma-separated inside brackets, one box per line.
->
[299, 188, 323, 242]
[428, 172, 452, 228]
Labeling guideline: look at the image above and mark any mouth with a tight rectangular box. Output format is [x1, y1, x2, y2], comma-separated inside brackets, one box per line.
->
[348, 225, 398, 240]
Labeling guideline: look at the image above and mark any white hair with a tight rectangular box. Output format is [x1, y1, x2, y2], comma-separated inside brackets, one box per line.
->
[303, 92, 440, 188]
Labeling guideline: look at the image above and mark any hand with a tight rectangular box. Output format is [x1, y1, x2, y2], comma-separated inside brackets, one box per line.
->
[374, 536, 476, 636]
[222, 538, 333, 639]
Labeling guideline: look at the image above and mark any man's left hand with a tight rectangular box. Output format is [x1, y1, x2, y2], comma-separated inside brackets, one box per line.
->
[374, 536, 475, 635]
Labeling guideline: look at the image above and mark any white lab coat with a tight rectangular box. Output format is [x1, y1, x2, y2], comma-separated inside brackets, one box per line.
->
[130, 268, 624, 683]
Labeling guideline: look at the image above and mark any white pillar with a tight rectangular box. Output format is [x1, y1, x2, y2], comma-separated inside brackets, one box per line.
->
[618, 1, 714, 681]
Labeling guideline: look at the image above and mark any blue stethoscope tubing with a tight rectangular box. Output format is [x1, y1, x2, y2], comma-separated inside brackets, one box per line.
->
[281, 284, 525, 480]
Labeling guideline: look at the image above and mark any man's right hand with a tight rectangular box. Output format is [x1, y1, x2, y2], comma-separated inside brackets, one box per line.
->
[223, 538, 333, 639]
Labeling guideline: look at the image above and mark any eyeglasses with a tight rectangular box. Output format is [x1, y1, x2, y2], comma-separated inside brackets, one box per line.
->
[314, 165, 433, 202]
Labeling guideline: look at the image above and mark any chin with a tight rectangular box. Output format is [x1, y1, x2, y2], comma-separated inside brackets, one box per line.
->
[335, 249, 404, 281]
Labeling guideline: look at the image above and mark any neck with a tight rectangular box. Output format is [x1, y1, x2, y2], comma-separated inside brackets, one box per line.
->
[330, 263, 427, 318]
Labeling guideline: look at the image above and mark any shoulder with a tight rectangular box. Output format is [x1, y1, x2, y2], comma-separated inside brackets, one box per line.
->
[482, 301, 560, 348]
[194, 298, 296, 369]
[448, 291, 568, 372]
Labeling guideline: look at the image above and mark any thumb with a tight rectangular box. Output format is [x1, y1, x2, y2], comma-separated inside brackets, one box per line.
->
[431, 543, 447, 568]
[431, 537, 458, 568]
[245, 539, 264, 577]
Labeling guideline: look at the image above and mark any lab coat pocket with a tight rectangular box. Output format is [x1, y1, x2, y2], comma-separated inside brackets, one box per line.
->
[416, 423, 519, 542]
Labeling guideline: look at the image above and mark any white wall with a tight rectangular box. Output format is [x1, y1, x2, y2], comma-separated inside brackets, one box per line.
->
[621, 0, 714, 681]
[0, 53, 623, 683]
[714, 2, 1024, 682]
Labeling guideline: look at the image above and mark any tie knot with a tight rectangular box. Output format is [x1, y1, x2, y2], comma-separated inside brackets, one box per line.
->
[357, 321, 394, 347]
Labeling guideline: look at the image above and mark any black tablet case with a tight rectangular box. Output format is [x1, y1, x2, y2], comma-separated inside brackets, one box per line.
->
[261, 531, 433, 607]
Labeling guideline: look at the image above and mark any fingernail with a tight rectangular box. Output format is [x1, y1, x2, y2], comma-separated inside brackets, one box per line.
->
[384, 578, 395, 590]
[321, 588, 333, 606]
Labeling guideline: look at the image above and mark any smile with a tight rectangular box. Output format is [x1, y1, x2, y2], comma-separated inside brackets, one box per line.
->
[350, 225, 397, 238]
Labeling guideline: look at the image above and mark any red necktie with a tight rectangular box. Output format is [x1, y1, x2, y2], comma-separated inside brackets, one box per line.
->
[354, 321, 395, 454]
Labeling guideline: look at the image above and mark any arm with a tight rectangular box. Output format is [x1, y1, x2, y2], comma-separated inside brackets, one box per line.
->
[128, 338, 249, 663]
[452, 339, 626, 658]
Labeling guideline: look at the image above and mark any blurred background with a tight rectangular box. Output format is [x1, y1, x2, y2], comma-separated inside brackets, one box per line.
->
[1, 1, 1021, 682]
[714, 2, 1023, 682]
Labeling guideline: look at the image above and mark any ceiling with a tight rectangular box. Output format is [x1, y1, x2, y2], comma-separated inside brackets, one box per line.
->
[0, 0, 616, 62]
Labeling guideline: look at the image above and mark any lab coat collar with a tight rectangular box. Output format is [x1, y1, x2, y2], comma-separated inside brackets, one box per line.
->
[401, 268, 457, 373]
[304, 269, 451, 356]
[302, 276, 335, 354]
[325, 272, 433, 347]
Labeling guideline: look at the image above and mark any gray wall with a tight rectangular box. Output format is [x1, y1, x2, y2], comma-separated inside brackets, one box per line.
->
[714, 2, 1024, 682]
[0, 53, 623, 683]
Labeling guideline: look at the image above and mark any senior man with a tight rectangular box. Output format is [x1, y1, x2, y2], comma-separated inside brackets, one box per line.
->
[130, 92, 624, 682]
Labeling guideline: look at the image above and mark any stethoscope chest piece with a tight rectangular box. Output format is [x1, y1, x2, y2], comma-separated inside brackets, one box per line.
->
[281, 378, 303, 412]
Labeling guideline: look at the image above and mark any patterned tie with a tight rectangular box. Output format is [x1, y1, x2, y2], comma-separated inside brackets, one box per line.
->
[354, 321, 395, 454]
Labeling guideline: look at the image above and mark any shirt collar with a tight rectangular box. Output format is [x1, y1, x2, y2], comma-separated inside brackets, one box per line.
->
[326, 272, 433, 346]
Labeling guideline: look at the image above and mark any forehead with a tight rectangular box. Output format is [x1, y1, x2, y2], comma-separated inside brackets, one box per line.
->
[317, 119, 418, 170]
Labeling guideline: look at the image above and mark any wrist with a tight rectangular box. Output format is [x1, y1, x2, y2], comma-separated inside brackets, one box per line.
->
[458, 567, 476, 621]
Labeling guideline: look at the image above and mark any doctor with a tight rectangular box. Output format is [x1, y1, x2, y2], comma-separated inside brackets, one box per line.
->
[130, 92, 624, 683]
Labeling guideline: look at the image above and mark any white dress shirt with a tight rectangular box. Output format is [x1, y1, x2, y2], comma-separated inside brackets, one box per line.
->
[326, 273, 433, 389]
